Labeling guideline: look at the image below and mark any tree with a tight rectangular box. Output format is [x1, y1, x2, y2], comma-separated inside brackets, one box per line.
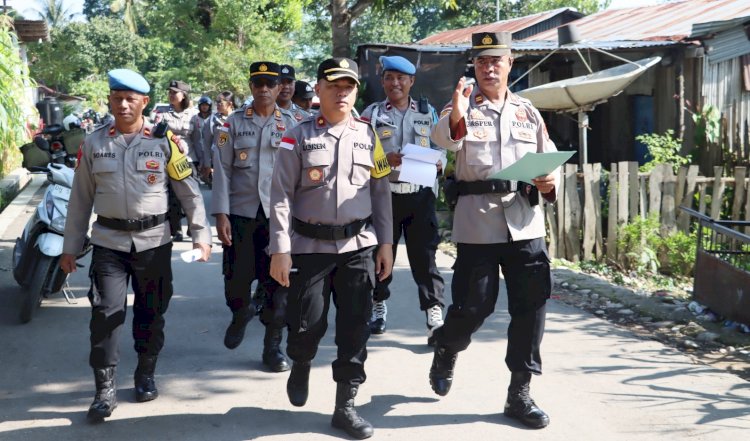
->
[26, 0, 80, 29]
[109, 0, 145, 33]
[83, 0, 113, 19]
[0, 16, 36, 176]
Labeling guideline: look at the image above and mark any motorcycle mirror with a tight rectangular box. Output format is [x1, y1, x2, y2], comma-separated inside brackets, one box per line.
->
[34, 136, 50, 152]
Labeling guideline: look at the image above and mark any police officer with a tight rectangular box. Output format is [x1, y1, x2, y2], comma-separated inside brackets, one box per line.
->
[292, 80, 315, 112]
[199, 91, 236, 183]
[360, 55, 445, 344]
[427, 32, 559, 429]
[269, 57, 393, 440]
[277, 64, 311, 122]
[212, 62, 297, 372]
[154, 80, 200, 241]
[60, 69, 212, 422]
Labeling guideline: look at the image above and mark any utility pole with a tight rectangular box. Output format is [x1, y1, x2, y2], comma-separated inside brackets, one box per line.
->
[496, 0, 500, 21]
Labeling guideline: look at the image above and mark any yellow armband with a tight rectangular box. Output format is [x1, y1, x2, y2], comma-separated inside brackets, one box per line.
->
[370, 131, 391, 178]
[166, 130, 192, 180]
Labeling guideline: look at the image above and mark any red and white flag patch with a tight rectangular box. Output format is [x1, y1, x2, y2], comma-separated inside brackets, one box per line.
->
[279, 137, 296, 150]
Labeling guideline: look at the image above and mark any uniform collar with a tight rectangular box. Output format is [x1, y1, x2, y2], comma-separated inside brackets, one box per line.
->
[315, 114, 358, 131]
[384, 97, 415, 113]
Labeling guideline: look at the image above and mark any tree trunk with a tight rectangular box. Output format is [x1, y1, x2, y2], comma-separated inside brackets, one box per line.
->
[331, 0, 375, 58]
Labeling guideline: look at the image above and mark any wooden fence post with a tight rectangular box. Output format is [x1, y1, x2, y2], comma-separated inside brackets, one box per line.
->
[649, 164, 665, 219]
[698, 183, 708, 215]
[583, 164, 595, 260]
[628, 161, 639, 222]
[607, 163, 619, 262]
[677, 165, 699, 231]
[618, 161, 629, 226]
[593, 163, 604, 258]
[545, 203, 558, 258]
[710, 166, 725, 219]
[731, 167, 746, 220]
[661, 165, 677, 233]
[563, 164, 581, 262]
[556, 166, 566, 258]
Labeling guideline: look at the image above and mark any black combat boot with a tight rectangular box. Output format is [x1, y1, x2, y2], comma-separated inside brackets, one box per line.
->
[286, 361, 311, 407]
[504, 371, 550, 429]
[429, 346, 457, 396]
[331, 383, 374, 440]
[262, 326, 290, 373]
[223, 307, 255, 350]
[87, 366, 117, 422]
[134, 355, 159, 403]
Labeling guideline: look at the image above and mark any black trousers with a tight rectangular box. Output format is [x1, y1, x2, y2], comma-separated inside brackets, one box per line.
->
[88, 242, 174, 368]
[373, 188, 444, 310]
[285, 246, 375, 385]
[222, 209, 285, 328]
[434, 238, 552, 374]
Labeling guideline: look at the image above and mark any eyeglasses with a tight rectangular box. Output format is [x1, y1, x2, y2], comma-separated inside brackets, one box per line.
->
[475, 56, 511, 68]
[251, 79, 279, 89]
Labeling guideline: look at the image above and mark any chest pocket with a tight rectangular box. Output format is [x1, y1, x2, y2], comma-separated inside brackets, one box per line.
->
[351, 149, 374, 186]
[136, 157, 166, 192]
[301, 150, 331, 187]
[509, 126, 538, 157]
[233, 136, 256, 168]
[91, 159, 120, 193]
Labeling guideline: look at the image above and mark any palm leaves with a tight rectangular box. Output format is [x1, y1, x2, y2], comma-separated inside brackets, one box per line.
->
[26, 0, 79, 29]
[110, 0, 144, 33]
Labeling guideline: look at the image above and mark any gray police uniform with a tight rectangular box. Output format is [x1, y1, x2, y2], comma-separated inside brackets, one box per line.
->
[199, 112, 228, 170]
[361, 98, 445, 312]
[63, 122, 211, 368]
[269, 114, 392, 384]
[430, 88, 559, 374]
[155, 107, 201, 237]
[211, 105, 297, 325]
[283, 103, 311, 124]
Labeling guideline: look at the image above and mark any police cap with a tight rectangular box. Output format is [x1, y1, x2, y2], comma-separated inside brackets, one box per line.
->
[293, 81, 315, 99]
[250, 61, 281, 84]
[471, 32, 512, 58]
[168, 80, 191, 93]
[380, 55, 415, 75]
[317, 57, 359, 85]
[108, 68, 150, 94]
[280, 64, 296, 81]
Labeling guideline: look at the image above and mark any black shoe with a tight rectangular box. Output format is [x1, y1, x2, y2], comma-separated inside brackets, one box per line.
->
[262, 327, 290, 373]
[287, 361, 311, 407]
[504, 372, 550, 429]
[223, 307, 254, 350]
[87, 366, 117, 422]
[134, 355, 159, 403]
[369, 301, 386, 334]
[331, 383, 373, 439]
[369, 318, 386, 335]
[173, 232, 183, 242]
[429, 346, 457, 397]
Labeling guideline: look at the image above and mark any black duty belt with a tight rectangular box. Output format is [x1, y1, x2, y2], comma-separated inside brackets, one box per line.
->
[97, 213, 167, 232]
[292, 216, 372, 241]
[456, 179, 517, 195]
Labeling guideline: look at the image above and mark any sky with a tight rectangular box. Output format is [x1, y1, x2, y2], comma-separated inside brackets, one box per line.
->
[5, 0, 669, 20]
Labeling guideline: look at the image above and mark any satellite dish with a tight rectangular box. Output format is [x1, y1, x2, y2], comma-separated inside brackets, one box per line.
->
[517, 56, 661, 112]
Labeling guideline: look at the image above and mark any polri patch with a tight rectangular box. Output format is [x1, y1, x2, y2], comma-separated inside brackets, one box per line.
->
[145, 159, 160, 170]
[218, 132, 228, 147]
[308, 167, 323, 183]
[147, 174, 158, 185]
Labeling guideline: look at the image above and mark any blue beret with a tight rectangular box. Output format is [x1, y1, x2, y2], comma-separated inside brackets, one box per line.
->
[108, 69, 150, 94]
[380, 56, 415, 75]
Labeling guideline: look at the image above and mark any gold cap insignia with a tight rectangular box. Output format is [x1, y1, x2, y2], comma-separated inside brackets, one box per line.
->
[482, 35, 493, 45]
[340, 59, 349, 68]
[259, 64, 268, 72]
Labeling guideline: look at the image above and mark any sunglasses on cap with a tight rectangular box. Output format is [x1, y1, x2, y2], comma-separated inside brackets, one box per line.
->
[251, 78, 279, 88]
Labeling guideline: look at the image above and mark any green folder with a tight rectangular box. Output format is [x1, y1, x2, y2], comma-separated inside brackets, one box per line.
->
[488, 151, 575, 183]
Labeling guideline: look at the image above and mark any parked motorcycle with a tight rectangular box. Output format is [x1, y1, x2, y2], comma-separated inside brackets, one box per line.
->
[12, 137, 91, 323]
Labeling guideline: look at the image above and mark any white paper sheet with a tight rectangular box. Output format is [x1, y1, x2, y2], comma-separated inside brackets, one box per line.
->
[396, 143, 442, 187]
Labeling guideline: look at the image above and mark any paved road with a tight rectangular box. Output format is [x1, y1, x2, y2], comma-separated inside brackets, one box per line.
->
[0, 180, 748, 440]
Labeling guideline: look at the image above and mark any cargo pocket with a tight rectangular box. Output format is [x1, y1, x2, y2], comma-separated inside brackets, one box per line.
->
[233, 137, 256, 168]
[91, 159, 119, 193]
[465, 140, 493, 166]
[136, 157, 166, 191]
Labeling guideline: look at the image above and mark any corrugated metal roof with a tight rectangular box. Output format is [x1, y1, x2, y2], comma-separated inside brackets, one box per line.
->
[419, 8, 583, 44]
[703, 26, 750, 63]
[525, 0, 750, 42]
[359, 40, 680, 55]
[690, 15, 750, 38]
